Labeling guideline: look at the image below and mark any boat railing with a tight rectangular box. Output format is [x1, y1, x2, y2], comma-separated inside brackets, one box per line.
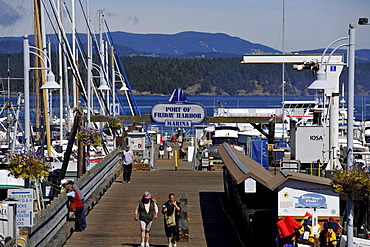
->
[214, 106, 312, 118]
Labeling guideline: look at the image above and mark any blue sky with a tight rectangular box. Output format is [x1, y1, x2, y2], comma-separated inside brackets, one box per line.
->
[1, 0, 369, 51]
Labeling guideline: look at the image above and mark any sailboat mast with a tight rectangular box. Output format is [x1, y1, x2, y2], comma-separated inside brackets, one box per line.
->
[7, 55, 10, 101]
[282, 0, 286, 139]
[63, 43, 71, 133]
[34, 0, 42, 141]
[6, 55, 10, 146]
[38, 0, 53, 157]
[57, 0, 64, 147]
[99, 10, 106, 116]
[87, 0, 92, 126]
[72, 0, 78, 107]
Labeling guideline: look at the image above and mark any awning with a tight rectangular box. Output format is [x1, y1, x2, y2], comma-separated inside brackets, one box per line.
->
[218, 143, 273, 188]
[218, 143, 331, 190]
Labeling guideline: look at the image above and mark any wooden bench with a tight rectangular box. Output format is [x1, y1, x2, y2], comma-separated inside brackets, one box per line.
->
[133, 163, 151, 171]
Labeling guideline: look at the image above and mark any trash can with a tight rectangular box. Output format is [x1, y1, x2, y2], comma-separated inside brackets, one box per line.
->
[325, 170, 336, 178]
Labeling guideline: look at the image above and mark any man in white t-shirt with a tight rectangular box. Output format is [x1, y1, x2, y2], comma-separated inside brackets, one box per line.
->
[123, 145, 134, 183]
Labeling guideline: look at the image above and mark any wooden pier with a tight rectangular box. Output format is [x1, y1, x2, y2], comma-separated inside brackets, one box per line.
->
[63, 147, 244, 247]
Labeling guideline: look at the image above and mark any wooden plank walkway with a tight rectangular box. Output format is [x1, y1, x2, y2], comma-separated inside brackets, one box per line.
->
[64, 147, 244, 247]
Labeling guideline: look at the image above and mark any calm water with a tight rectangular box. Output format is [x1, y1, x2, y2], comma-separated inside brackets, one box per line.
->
[133, 95, 370, 120]
[0, 95, 369, 127]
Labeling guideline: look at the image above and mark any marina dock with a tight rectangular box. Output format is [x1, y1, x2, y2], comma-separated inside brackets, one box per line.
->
[63, 147, 243, 247]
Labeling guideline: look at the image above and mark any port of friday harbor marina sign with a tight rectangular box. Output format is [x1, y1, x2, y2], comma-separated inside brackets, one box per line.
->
[151, 103, 206, 127]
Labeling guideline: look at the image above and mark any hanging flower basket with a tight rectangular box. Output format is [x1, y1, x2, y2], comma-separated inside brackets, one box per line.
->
[5, 151, 51, 179]
[107, 116, 124, 129]
[78, 127, 102, 146]
[330, 162, 370, 200]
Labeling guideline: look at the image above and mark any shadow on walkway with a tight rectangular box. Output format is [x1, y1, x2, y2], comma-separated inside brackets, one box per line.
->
[199, 192, 245, 247]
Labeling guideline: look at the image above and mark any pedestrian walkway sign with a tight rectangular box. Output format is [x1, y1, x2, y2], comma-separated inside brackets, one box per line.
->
[7, 189, 34, 227]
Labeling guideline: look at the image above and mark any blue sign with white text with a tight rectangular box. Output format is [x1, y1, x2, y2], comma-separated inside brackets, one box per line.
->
[295, 193, 326, 208]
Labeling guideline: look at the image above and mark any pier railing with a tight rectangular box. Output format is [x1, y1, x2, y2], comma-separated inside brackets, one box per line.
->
[26, 149, 122, 246]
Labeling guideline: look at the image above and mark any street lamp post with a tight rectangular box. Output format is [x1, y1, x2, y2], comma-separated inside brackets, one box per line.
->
[110, 71, 128, 150]
[23, 35, 60, 151]
[308, 24, 355, 247]
[346, 23, 356, 247]
[95, 65, 110, 113]
[23, 36, 30, 150]
[118, 75, 134, 116]
[111, 45, 115, 116]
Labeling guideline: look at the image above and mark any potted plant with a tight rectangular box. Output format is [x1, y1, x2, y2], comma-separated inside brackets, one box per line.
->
[77, 127, 102, 146]
[6, 150, 51, 179]
[331, 162, 370, 230]
[107, 116, 124, 129]
[330, 162, 370, 199]
[5, 150, 51, 211]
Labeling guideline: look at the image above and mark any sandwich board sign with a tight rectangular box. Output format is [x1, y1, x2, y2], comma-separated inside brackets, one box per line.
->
[7, 189, 34, 227]
[0, 204, 9, 236]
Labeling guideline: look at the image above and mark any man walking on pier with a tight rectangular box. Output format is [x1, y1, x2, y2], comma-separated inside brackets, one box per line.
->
[123, 145, 134, 183]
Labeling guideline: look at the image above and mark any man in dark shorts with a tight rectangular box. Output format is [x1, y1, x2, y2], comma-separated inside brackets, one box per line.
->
[162, 193, 181, 247]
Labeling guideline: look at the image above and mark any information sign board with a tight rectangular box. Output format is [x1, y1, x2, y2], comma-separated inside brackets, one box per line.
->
[278, 186, 339, 217]
[7, 189, 34, 227]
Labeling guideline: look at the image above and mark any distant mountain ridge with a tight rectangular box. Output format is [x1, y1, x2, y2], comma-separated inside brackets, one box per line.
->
[0, 31, 369, 61]
[109, 31, 279, 57]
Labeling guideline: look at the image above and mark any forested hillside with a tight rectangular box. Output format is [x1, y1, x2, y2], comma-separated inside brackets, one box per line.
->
[121, 56, 370, 96]
[1, 53, 369, 96]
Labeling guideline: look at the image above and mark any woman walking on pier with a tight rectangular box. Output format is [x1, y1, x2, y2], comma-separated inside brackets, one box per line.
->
[134, 191, 159, 247]
[162, 193, 181, 247]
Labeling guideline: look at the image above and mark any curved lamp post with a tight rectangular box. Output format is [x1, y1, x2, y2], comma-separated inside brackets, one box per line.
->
[115, 72, 134, 116]
[346, 23, 356, 247]
[308, 24, 355, 247]
[90, 63, 110, 125]
[110, 71, 128, 149]
[23, 35, 60, 152]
